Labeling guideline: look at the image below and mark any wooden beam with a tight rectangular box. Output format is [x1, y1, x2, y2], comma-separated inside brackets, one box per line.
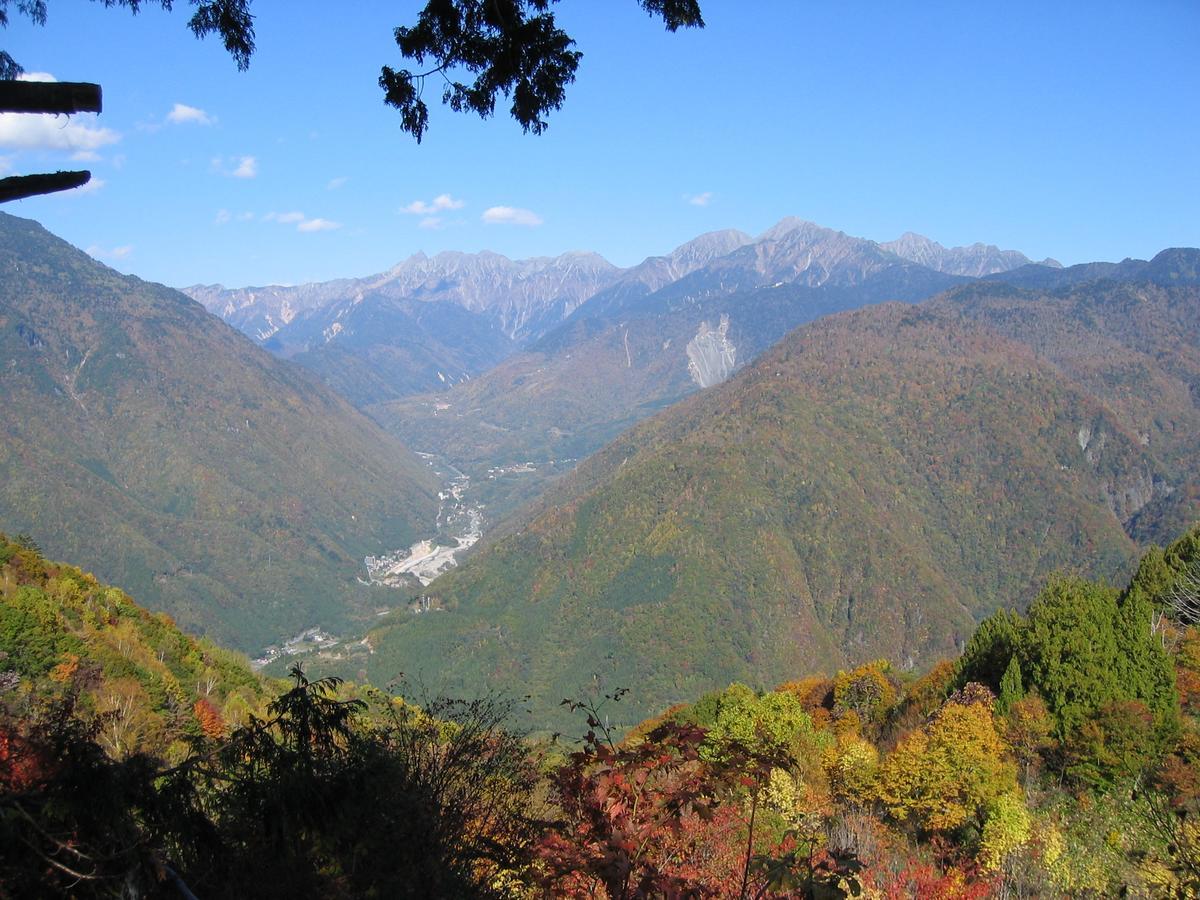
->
[0, 81, 102, 115]
[0, 171, 92, 204]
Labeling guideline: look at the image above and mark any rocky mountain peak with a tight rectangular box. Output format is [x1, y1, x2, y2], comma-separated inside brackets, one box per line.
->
[757, 217, 835, 243]
[882, 232, 1038, 277]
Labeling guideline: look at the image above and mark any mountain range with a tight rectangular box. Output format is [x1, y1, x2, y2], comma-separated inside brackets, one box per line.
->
[185, 223, 1048, 413]
[10, 206, 1195, 716]
[298, 252, 1200, 733]
[364, 220, 1048, 518]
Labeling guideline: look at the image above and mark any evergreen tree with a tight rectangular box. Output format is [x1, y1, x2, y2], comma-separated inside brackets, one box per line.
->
[1115, 577, 1179, 743]
[956, 608, 1021, 693]
[1018, 576, 1122, 737]
[996, 655, 1025, 716]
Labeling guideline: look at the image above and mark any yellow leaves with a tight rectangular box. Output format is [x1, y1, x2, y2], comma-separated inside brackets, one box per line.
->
[832, 660, 897, 727]
[1034, 816, 1111, 894]
[763, 767, 804, 826]
[977, 792, 1031, 871]
[823, 733, 878, 803]
[875, 698, 1020, 833]
[646, 511, 683, 554]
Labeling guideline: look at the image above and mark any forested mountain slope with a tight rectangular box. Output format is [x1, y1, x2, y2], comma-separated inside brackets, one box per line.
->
[0, 213, 439, 651]
[334, 268, 1200, 733]
[941, 251, 1200, 537]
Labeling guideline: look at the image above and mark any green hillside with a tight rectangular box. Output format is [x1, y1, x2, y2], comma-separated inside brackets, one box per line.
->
[0, 532, 269, 758]
[0, 213, 439, 651]
[319, 285, 1199, 733]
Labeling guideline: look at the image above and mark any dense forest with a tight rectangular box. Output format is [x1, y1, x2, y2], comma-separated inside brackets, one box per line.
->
[4, 523, 1200, 897]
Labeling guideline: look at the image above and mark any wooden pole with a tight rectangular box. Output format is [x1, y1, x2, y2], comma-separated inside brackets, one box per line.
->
[0, 81, 103, 201]
[0, 81, 102, 115]
[0, 171, 92, 204]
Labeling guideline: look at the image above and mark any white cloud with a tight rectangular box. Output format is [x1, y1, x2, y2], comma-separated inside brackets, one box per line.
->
[0, 155, 12, 176]
[74, 177, 106, 195]
[85, 243, 133, 260]
[237, 210, 255, 221]
[685, 192, 713, 207]
[297, 218, 341, 233]
[167, 103, 214, 126]
[419, 217, 445, 230]
[263, 211, 342, 233]
[401, 193, 464, 215]
[215, 209, 231, 225]
[212, 155, 258, 178]
[481, 206, 543, 227]
[327, 176, 348, 190]
[231, 155, 257, 178]
[0, 71, 117, 155]
[0, 112, 119, 153]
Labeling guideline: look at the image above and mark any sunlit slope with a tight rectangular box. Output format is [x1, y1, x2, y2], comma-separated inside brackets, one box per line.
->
[0, 532, 270, 755]
[0, 213, 439, 650]
[353, 299, 1188, 732]
[935, 255, 1200, 539]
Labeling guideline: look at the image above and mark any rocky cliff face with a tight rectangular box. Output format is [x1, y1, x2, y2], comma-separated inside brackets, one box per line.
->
[686, 314, 737, 387]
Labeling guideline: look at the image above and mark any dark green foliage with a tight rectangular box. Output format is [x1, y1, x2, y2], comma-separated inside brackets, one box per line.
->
[0, 586, 82, 674]
[957, 609, 1020, 694]
[382, 0, 703, 141]
[1115, 575, 1179, 740]
[1064, 700, 1159, 789]
[1019, 576, 1124, 737]
[1129, 523, 1200, 624]
[1, 0, 254, 77]
[996, 655, 1024, 716]
[1006, 566, 1177, 767]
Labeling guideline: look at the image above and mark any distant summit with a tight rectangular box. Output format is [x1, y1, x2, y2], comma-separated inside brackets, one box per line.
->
[881, 231, 1059, 277]
[187, 249, 622, 345]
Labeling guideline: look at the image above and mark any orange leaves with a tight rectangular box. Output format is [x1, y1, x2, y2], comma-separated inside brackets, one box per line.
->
[193, 697, 226, 739]
[0, 726, 54, 792]
[48, 652, 79, 683]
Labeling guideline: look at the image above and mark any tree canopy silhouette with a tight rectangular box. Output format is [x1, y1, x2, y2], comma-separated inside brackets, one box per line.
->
[0, 0, 254, 79]
[1, 0, 704, 137]
[0, 0, 702, 199]
[381, 0, 705, 142]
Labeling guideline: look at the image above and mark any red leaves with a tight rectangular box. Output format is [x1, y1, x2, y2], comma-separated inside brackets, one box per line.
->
[0, 726, 54, 792]
[537, 720, 722, 898]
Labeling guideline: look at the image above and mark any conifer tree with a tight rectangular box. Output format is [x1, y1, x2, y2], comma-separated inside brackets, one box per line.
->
[1018, 576, 1122, 737]
[996, 655, 1025, 716]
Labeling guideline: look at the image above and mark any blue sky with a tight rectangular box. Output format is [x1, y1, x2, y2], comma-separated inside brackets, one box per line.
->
[1, 0, 1197, 288]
